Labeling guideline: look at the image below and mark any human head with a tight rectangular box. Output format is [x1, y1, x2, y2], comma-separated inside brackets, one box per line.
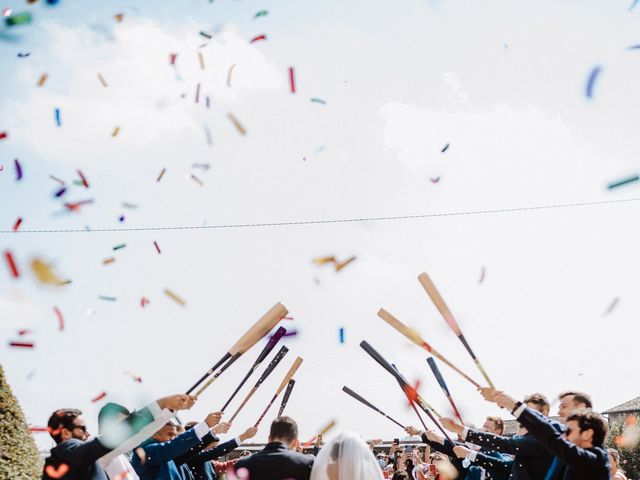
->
[47, 409, 88, 444]
[524, 393, 550, 415]
[268, 416, 298, 448]
[98, 403, 130, 434]
[483, 416, 504, 435]
[607, 448, 621, 475]
[565, 409, 607, 448]
[558, 391, 592, 421]
[153, 422, 178, 443]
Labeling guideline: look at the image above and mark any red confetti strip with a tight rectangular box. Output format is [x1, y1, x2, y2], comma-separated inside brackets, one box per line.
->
[45, 464, 69, 479]
[53, 306, 64, 331]
[153, 241, 161, 254]
[12, 217, 22, 231]
[0, 132, 7, 140]
[14, 159, 22, 180]
[4, 251, 19, 278]
[170, 53, 177, 65]
[9, 341, 34, 348]
[77, 169, 89, 188]
[91, 391, 107, 403]
[64, 199, 94, 211]
[288, 67, 296, 93]
[29, 426, 48, 432]
[17, 329, 32, 336]
[140, 297, 150, 308]
[250, 34, 267, 43]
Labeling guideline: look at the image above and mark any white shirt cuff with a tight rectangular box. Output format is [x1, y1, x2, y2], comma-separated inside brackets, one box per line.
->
[235, 436, 242, 446]
[468, 450, 478, 462]
[461, 427, 470, 441]
[513, 403, 527, 419]
[148, 401, 162, 419]
[193, 422, 210, 440]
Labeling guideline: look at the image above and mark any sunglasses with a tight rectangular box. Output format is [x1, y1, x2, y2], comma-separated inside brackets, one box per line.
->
[71, 425, 88, 433]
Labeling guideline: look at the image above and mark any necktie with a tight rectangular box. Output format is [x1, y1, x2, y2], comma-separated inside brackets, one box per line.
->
[544, 457, 560, 480]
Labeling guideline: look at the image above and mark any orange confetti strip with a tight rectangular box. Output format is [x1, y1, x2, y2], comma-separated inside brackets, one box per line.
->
[112, 126, 120, 137]
[91, 391, 107, 403]
[37, 73, 48, 87]
[97, 73, 108, 87]
[103, 257, 115, 265]
[53, 306, 64, 331]
[164, 289, 186, 306]
[227, 113, 246, 135]
[114, 13, 124, 23]
[156, 168, 166, 182]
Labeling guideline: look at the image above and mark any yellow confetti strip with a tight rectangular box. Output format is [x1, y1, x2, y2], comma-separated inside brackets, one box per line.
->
[164, 288, 186, 306]
[37, 73, 48, 87]
[227, 113, 246, 135]
[97, 73, 108, 87]
[198, 51, 205, 70]
[112, 126, 120, 137]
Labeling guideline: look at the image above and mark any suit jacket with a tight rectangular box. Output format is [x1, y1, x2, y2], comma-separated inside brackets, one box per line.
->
[234, 442, 314, 480]
[175, 433, 238, 480]
[515, 406, 610, 480]
[465, 428, 555, 480]
[42, 406, 156, 480]
[131, 428, 208, 480]
[421, 433, 511, 480]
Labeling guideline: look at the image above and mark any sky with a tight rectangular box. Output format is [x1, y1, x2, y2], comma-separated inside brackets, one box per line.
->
[2, 0, 640, 453]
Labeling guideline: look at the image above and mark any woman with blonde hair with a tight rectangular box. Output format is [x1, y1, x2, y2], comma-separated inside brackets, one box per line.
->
[607, 448, 627, 480]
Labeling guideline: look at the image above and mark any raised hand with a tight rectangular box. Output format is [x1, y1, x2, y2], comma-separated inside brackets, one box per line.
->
[205, 412, 223, 428]
[452, 445, 471, 459]
[439, 417, 464, 435]
[240, 426, 258, 442]
[158, 394, 196, 411]
[405, 426, 423, 437]
[212, 421, 231, 434]
[425, 431, 445, 445]
[478, 387, 497, 402]
[494, 392, 518, 411]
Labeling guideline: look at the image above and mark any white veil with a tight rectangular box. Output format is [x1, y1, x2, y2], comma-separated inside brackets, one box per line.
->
[310, 431, 385, 480]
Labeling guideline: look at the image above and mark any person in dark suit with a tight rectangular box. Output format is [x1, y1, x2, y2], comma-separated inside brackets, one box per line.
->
[494, 391, 610, 480]
[441, 393, 556, 480]
[131, 412, 223, 480]
[175, 422, 258, 480]
[42, 394, 195, 480]
[234, 416, 314, 480]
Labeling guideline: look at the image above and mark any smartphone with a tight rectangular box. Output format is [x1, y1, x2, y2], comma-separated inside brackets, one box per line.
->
[404, 445, 413, 453]
[393, 438, 399, 445]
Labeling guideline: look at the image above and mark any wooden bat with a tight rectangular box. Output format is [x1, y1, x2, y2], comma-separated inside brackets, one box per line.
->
[193, 353, 242, 398]
[229, 346, 289, 423]
[186, 302, 288, 395]
[303, 420, 337, 445]
[427, 357, 464, 424]
[360, 341, 453, 443]
[377, 308, 481, 388]
[219, 326, 288, 410]
[342, 386, 405, 429]
[254, 357, 303, 427]
[418, 273, 494, 388]
[278, 379, 296, 416]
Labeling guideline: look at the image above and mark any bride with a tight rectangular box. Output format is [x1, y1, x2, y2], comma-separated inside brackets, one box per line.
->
[310, 431, 384, 480]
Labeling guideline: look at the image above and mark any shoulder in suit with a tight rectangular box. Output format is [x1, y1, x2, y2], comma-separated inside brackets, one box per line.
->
[235, 442, 314, 480]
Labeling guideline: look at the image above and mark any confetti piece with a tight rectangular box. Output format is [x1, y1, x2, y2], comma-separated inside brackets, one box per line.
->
[0, 132, 7, 140]
[118, 215, 125, 223]
[91, 391, 107, 403]
[339, 327, 345, 344]
[113, 243, 126, 251]
[198, 51, 205, 69]
[227, 113, 247, 135]
[55, 108, 61, 127]
[313, 255, 356, 272]
[191, 174, 204, 186]
[607, 174, 639, 189]
[5, 251, 19, 278]
[37, 73, 48, 87]
[14, 159, 22, 180]
[77, 169, 89, 188]
[31, 259, 67, 286]
[122, 202, 138, 209]
[199, 31, 212, 39]
[310, 98, 326, 104]
[9, 341, 34, 348]
[254, 9, 268, 18]
[335, 256, 356, 272]
[97, 73, 108, 87]
[156, 168, 166, 182]
[288, 67, 296, 93]
[441, 143, 450, 153]
[114, 471, 130, 480]
[12, 217, 22, 232]
[585, 66, 602, 99]
[54, 187, 67, 198]
[17, 52, 30, 57]
[153, 241, 161, 254]
[29, 426, 48, 433]
[169, 53, 177, 66]
[64, 199, 94, 211]
[98, 295, 116, 302]
[250, 34, 267, 43]
[49, 175, 64, 185]
[430, 176, 441, 183]
[53, 306, 64, 331]
[114, 13, 124, 22]
[478, 266, 486, 284]
[18, 329, 32, 336]
[603, 297, 619, 316]
[164, 288, 186, 306]
[44, 464, 69, 479]
[103, 257, 115, 265]
[206, 96, 210, 108]
[125, 371, 143, 383]
[5, 12, 31, 26]
[112, 126, 120, 137]
[2, 9, 11, 17]
[626, 44, 640, 50]
[140, 297, 150, 308]
[227, 64, 236, 87]
[195, 83, 201, 103]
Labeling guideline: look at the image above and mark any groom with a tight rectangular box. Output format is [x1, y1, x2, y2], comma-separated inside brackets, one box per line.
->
[234, 416, 313, 480]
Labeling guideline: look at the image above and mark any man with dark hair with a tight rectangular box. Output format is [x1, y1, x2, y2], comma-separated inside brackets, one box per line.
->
[439, 392, 555, 480]
[558, 391, 592, 421]
[43, 395, 195, 480]
[234, 416, 313, 480]
[484, 416, 504, 435]
[494, 391, 610, 479]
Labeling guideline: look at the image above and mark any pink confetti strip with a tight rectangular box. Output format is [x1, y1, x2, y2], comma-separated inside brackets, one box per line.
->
[76, 169, 89, 188]
[12, 217, 22, 231]
[289, 67, 296, 93]
[4, 251, 19, 278]
[17, 329, 32, 336]
[169, 53, 177, 65]
[91, 391, 107, 403]
[53, 306, 64, 331]
[9, 341, 34, 348]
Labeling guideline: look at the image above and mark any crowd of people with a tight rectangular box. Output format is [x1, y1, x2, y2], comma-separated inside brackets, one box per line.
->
[40, 387, 629, 480]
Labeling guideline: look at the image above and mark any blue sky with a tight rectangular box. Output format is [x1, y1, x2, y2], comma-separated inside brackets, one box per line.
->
[2, 0, 640, 451]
